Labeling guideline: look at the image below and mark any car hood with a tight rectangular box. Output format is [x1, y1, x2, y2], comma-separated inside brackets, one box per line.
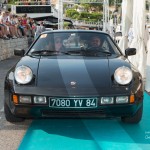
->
[37, 57, 110, 89]
[15, 56, 131, 96]
[37, 56, 130, 87]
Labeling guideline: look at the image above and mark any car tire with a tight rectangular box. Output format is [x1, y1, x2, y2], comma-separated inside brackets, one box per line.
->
[121, 104, 143, 124]
[4, 102, 24, 123]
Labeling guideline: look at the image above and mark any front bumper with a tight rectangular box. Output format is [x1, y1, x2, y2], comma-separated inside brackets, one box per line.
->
[5, 80, 143, 119]
[8, 97, 143, 119]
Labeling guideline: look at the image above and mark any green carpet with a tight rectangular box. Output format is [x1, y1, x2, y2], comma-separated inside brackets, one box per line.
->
[18, 93, 150, 150]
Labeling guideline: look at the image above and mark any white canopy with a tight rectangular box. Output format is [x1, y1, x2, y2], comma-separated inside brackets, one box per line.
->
[129, 0, 147, 78]
[145, 34, 150, 92]
[118, 0, 133, 54]
[118, 0, 150, 92]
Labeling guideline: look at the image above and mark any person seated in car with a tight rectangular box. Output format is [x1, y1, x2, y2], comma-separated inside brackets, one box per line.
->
[54, 36, 65, 51]
[90, 35, 102, 48]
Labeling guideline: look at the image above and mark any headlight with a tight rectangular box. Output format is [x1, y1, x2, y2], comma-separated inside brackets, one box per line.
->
[14, 66, 33, 84]
[114, 66, 133, 85]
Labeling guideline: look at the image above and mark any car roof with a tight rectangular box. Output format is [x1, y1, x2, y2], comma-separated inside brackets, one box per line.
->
[42, 29, 109, 36]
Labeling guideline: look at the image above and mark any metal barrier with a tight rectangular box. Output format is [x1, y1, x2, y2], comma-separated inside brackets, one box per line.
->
[72, 19, 102, 28]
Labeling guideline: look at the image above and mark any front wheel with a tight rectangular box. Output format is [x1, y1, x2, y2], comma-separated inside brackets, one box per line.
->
[121, 104, 143, 123]
[4, 102, 24, 123]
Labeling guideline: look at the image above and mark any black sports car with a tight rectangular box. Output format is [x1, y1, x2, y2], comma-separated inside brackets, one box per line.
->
[4, 30, 143, 123]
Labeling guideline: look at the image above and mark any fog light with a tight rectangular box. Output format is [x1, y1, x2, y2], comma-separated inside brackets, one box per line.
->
[101, 97, 114, 104]
[116, 96, 128, 104]
[34, 96, 46, 104]
[19, 96, 31, 103]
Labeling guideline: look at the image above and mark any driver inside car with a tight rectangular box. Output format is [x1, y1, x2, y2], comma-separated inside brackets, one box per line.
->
[90, 35, 102, 48]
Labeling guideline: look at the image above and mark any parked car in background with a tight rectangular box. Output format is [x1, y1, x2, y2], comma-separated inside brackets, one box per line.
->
[4, 30, 143, 124]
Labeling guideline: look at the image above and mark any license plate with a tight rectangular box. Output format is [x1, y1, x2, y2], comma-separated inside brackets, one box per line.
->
[49, 98, 97, 108]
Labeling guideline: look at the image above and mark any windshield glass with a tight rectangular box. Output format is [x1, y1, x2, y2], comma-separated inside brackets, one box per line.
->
[28, 31, 121, 56]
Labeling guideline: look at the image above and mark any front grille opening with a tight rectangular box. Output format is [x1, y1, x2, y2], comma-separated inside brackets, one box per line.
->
[42, 109, 106, 118]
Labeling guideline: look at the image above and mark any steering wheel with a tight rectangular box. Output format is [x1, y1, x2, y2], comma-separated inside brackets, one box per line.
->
[87, 46, 102, 51]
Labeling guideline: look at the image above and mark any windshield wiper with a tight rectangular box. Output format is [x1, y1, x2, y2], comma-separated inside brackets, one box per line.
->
[57, 50, 86, 56]
[31, 50, 59, 55]
[31, 50, 79, 56]
[85, 47, 112, 55]
[64, 49, 111, 56]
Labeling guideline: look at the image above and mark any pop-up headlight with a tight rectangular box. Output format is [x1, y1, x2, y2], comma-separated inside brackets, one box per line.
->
[114, 66, 133, 85]
[14, 66, 33, 84]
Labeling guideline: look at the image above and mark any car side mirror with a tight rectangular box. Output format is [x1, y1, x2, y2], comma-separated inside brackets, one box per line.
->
[14, 48, 25, 56]
[125, 48, 136, 57]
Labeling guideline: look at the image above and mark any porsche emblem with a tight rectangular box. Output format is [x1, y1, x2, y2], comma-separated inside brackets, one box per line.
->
[70, 81, 76, 86]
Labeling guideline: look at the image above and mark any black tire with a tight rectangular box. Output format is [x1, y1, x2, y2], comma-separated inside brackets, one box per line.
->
[4, 102, 24, 123]
[121, 104, 143, 123]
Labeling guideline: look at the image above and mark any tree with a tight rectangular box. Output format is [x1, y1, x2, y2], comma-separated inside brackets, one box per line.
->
[65, 9, 79, 18]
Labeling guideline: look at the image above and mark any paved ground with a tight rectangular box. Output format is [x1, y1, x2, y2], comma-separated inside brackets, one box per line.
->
[0, 56, 31, 150]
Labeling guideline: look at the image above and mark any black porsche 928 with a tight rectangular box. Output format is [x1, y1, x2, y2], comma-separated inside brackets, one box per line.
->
[4, 30, 143, 123]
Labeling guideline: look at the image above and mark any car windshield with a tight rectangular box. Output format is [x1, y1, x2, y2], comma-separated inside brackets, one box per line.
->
[28, 31, 121, 56]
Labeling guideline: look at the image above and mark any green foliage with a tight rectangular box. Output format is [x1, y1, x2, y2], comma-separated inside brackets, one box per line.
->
[65, 9, 79, 18]
[64, 22, 71, 27]
[109, 0, 122, 6]
[8, 0, 16, 4]
[64, 3, 103, 22]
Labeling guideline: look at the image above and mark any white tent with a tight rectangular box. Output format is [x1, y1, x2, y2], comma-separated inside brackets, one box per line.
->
[118, 0, 150, 92]
[118, 0, 133, 54]
[129, 0, 147, 78]
[145, 33, 150, 92]
[145, 0, 150, 92]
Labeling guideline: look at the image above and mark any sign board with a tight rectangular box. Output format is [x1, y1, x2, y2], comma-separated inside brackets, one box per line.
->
[16, 5, 51, 14]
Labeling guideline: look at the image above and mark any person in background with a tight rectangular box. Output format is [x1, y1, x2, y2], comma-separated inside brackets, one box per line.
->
[34, 21, 46, 39]
[0, 11, 10, 39]
[0, 23, 9, 39]
[128, 24, 134, 47]
[144, 25, 150, 53]
[0, 27, 3, 38]
[9, 14, 21, 38]
[21, 14, 30, 36]
[1, 11, 18, 39]
[17, 16, 26, 37]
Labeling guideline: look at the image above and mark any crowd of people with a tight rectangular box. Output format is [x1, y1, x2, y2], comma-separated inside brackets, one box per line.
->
[16, 0, 50, 5]
[0, 10, 36, 40]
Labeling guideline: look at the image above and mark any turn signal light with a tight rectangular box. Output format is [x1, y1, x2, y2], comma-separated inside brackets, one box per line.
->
[13, 94, 18, 104]
[130, 95, 135, 103]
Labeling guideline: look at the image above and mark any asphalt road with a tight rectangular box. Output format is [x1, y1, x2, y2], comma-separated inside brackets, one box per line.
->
[0, 56, 32, 150]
